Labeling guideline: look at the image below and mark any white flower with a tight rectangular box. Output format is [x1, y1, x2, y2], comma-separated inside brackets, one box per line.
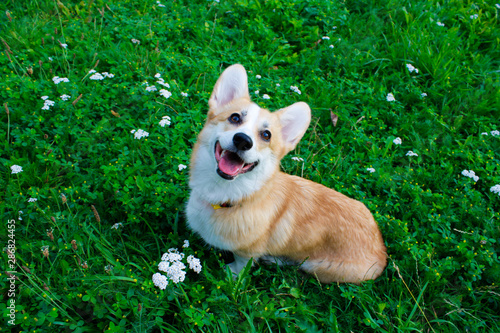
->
[178, 164, 187, 171]
[155, 73, 162, 78]
[187, 255, 202, 274]
[102, 72, 114, 78]
[386, 93, 396, 102]
[60, 94, 71, 101]
[333, 26, 337, 29]
[437, 22, 445, 27]
[256, 75, 261, 79]
[60, 43, 68, 49]
[41, 96, 49, 100]
[393, 137, 402, 145]
[158, 261, 170, 272]
[366, 167, 376, 173]
[406, 151, 418, 157]
[159, 89, 172, 99]
[161, 249, 184, 262]
[322, 36, 330, 40]
[132, 129, 149, 139]
[255, 90, 259, 95]
[145, 85, 157, 92]
[481, 132, 488, 135]
[181, 92, 188, 97]
[470, 14, 479, 20]
[421, 93, 427, 98]
[28, 198, 37, 202]
[48, 57, 53, 62]
[406, 63, 419, 73]
[182, 240, 189, 248]
[52, 76, 69, 84]
[276, 83, 280, 87]
[262, 94, 270, 99]
[496, 4, 500, 9]
[88, 69, 97, 74]
[159, 115, 171, 127]
[490, 185, 500, 195]
[90, 73, 104, 80]
[291, 156, 304, 162]
[152, 273, 168, 290]
[157, 1, 166, 7]
[491, 130, 499, 136]
[461, 170, 479, 182]
[111, 223, 123, 230]
[156, 78, 170, 87]
[166, 261, 186, 283]
[11, 165, 23, 174]
[329, 45, 334, 49]
[131, 38, 140, 44]
[290, 86, 301, 95]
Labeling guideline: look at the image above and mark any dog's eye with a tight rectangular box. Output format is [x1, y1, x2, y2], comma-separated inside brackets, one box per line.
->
[260, 130, 271, 142]
[228, 113, 241, 124]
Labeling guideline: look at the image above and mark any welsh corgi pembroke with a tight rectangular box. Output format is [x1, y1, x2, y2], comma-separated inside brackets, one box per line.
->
[186, 64, 387, 283]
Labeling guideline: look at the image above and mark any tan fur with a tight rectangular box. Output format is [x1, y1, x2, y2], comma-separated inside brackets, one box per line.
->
[187, 65, 387, 283]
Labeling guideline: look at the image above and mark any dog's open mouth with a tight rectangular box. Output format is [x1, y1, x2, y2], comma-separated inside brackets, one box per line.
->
[215, 141, 258, 180]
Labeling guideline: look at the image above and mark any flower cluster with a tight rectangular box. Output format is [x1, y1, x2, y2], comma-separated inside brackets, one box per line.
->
[406, 63, 419, 73]
[28, 197, 37, 202]
[111, 223, 123, 230]
[393, 137, 402, 145]
[152, 245, 202, 290]
[481, 130, 499, 136]
[406, 151, 418, 157]
[290, 85, 302, 95]
[60, 94, 71, 101]
[41, 96, 55, 110]
[11, 165, 23, 174]
[131, 38, 140, 44]
[131, 129, 149, 140]
[156, 1, 166, 7]
[159, 89, 172, 99]
[178, 164, 187, 171]
[52, 76, 70, 84]
[159, 116, 171, 127]
[262, 94, 270, 99]
[291, 156, 304, 162]
[366, 167, 376, 173]
[491, 185, 500, 195]
[89, 70, 115, 80]
[387, 93, 396, 102]
[462, 170, 479, 182]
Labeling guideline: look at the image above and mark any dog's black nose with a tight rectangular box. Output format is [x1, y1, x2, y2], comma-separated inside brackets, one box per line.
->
[233, 133, 253, 151]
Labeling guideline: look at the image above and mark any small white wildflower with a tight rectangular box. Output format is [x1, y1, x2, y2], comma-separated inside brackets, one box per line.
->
[406, 151, 418, 157]
[48, 57, 53, 62]
[158, 261, 170, 272]
[156, 78, 170, 87]
[41, 96, 49, 100]
[52, 76, 69, 84]
[102, 72, 114, 78]
[28, 198, 38, 203]
[491, 130, 499, 136]
[496, 4, 500, 9]
[60, 94, 71, 101]
[90, 73, 104, 80]
[88, 69, 97, 74]
[155, 73, 162, 78]
[255, 90, 259, 95]
[132, 129, 149, 140]
[437, 22, 445, 27]
[111, 223, 123, 230]
[167, 261, 186, 283]
[276, 83, 280, 87]
[406, 63, 419, 73]
[159, 89, 172, 99]
[152, 273, 168, 290]
[386, 93, 396, 102]
[322, 36, 330, 40]
[181, 92, 188, 97]
[145, 85, 157, 92]
[60, 43, 68, 49]
[262, 94, 270, 99]
[131, 38, 140, 44]
[461, 170, 479, 182]
[421, 93, 427, 98]
[161, 249, 184, 262]
[291, 156, 304, 162]
[329, 45, 334, 49]
[11, 165, 23, 174]
[178, 164, 187, 171]
[393, 137, 402, 145]
[182, 240, 189, 248]
[256, 75, 261, 79]
[490, 184, 500, 195]
[366, 167, 376, 173]
[290, 86, 302, 95]
[187, 255, 202, 274]
[470, 14, 479, 20]
[333, 26, 337, 29]
[156, 1, 166, 7]
[481, 132, 488, 135]
[159, 115, 171, 127]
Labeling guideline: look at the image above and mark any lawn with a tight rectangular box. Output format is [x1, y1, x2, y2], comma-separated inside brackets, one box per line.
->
[1, 0, 499, 332]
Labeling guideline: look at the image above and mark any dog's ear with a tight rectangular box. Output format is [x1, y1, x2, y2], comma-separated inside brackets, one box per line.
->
[277, 102, 311, 153]
[209, 64, 250, 111]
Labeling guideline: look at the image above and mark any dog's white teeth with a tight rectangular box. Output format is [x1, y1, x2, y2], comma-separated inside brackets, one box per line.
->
[220, 150, 226, 158]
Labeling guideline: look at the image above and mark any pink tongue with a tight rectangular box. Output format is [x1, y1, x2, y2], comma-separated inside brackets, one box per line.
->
[219, 153, 244, 176]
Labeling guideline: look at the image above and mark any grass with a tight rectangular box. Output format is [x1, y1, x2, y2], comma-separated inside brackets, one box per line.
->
[0, 0, 499, 331]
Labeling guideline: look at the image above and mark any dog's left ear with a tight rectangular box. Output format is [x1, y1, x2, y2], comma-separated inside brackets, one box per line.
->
[277, 102, 311, 153]
[209, 64, 250, 112]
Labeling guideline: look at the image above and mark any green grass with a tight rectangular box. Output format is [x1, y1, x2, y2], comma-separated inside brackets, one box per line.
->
[1, 0, 499, 331]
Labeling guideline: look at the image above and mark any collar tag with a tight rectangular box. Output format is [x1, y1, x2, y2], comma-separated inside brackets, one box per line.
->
[211, 202, 232, 210]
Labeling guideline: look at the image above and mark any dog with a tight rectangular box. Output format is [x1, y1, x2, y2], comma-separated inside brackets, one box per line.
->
[186, 64, 387, 283]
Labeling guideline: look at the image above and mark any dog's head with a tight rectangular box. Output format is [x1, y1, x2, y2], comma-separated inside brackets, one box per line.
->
[190, 64, 311, 202]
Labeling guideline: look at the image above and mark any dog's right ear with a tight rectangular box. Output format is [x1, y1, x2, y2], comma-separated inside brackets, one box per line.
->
[209, 64, 250, 112]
